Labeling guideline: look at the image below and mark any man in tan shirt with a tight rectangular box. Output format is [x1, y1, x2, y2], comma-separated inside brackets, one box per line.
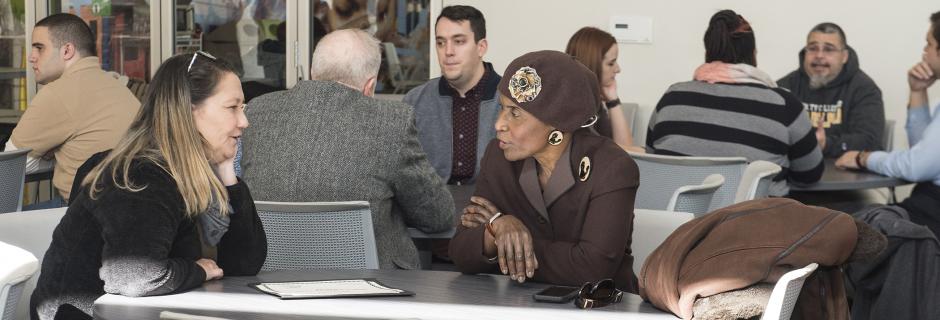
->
[6, 13, 139, 208]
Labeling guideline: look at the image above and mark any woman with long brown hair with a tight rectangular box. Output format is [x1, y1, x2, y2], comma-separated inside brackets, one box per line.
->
[30, 52, 267, 320]
[566, 27, 644, 153]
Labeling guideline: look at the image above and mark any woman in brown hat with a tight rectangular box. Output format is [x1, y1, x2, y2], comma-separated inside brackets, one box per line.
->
[449, 50, 640, 293]
[566, 27, 645, 153]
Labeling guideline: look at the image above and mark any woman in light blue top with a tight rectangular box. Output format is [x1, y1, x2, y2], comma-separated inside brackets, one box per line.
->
[837, 11, 940, 236]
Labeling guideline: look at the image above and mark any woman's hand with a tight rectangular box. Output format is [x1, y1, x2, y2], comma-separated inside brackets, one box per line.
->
[212, 157, 239, 186]
[491, 215, 539, 283]
[909, 60, 937, 92]
[460, 208, 489, 228]
[602, 78, 619, 103]
[196, 258, 224, 281]
[467, 196, 538, 283]
[460, 196, 499, 228]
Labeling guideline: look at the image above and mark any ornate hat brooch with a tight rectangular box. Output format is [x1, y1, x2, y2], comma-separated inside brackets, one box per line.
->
[508, 66, 542, 103]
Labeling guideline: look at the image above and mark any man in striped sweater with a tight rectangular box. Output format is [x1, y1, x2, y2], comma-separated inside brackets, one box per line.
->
[646, 10, 824, 196]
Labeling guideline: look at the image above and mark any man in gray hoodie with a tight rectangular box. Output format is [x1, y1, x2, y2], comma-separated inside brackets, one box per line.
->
[778, 22, 885, 158]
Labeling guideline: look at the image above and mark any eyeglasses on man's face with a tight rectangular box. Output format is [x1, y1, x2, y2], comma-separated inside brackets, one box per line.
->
[805, 44, 845, 55]
[187, 50, 217, 72]
[574, 278, 624, 309]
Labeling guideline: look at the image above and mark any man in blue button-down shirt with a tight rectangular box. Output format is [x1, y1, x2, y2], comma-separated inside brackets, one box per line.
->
[837, 11, 940, 237]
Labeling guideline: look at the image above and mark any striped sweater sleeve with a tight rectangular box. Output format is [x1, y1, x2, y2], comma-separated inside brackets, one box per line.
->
[778, 89, 824, 184]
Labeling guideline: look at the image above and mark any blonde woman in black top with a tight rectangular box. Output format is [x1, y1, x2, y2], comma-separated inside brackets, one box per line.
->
[30, 52, 267, 320]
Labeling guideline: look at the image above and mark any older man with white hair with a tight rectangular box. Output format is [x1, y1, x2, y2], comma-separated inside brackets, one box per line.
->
[239, 29, 454, 269]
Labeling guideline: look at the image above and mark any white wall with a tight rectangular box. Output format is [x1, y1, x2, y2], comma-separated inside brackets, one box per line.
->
[434, 0, 940, 149]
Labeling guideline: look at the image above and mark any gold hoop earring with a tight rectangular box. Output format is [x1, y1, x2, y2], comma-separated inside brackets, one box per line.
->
[548, 130, 563, 146]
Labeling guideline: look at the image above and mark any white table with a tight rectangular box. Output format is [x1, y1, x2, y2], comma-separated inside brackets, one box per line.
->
[94, 269, 676, 320]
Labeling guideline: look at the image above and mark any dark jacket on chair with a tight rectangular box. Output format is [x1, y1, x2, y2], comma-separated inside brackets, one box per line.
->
[847, 205, 940, 320]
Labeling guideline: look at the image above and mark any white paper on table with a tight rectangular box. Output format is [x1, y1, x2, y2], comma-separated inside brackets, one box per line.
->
[254, 279, 407, 299]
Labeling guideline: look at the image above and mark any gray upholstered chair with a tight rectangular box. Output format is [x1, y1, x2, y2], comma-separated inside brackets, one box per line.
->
[255, 201, 379, 270]
[0, 149, 29, 213]
[883, 119, 895, 152]
[631, 152, 747, 212]
[618, 102, 639, 143]
[666, 174, 725, 216]
[0, 241, 38, 320]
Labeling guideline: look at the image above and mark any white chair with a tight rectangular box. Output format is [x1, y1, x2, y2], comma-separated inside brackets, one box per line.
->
[631, 152, 748, 212]
[761, 263, 819, 320]
[0, 149, 29, 213]
[735, 161, 782, 203]
[632, 209, 694, 275]
[0, 207, 67, 320]
[0, 242, 39, 320]
[667, 174, 724, 216]
[382, 43, 424, 94]
[883, 120, 895, 152]
[255, 201, 379, 270]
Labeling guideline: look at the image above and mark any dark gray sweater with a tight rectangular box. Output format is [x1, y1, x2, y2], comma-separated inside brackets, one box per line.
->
[777, 46, 885, 158]
[30, 152, 267, 320]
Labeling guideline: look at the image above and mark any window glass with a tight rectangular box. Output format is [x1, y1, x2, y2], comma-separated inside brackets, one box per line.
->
[51, 0, 153, 81]
[178, 0, 287, 101]
[317, 0, 430, 94]
[0, 0, 27, 114]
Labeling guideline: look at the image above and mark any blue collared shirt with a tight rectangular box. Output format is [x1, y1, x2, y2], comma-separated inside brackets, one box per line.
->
[867, 104, 940, 186]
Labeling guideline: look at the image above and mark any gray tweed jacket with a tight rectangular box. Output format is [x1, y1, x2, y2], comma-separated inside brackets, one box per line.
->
[241, 80, 454, 269]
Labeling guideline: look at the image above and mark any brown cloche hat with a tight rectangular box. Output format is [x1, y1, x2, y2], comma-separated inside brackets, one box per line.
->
[497, 50, 600, 132]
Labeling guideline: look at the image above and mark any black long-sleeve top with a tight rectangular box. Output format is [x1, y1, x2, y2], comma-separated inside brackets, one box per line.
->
[30, 152, 267, 320]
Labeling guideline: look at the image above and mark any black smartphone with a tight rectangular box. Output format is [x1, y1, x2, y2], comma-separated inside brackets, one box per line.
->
[532, 285, 580, 303]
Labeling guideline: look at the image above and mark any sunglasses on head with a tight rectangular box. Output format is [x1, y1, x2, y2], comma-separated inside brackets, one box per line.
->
[575, 278, 623, 309]
[187, 50, 217, 72]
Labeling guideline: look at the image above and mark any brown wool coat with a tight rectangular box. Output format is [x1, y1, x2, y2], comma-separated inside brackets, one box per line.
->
[640, 198, 857, 320]
[449, 130, 640, 292]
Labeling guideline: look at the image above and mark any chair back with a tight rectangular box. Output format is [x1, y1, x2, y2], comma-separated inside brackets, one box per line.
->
[761, 263, 818, 320]
[735, 161, 782, 203]
[667, 174, 724, 215]
[883, 120, 895, 152]
[632, 209, 694, 275]
[0, 149, 29, 213]
[0, 242, 38, 320]
[126, 78, 149, 102]
[0, 207, 67, 320]
[631, 152, 747, 212]
[255, 201, 379, 270]
[619, 102, 639, 143]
